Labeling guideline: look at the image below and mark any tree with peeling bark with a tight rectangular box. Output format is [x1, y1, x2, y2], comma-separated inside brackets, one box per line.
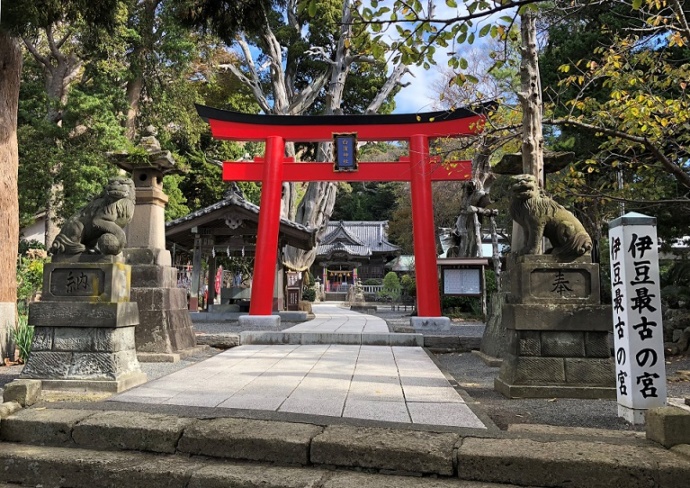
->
[181, 0, 410, 271]
[0, 0, 121, 362]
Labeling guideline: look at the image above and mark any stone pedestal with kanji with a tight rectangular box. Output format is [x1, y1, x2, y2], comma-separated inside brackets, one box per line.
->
[111, 129, 201, 362]
[494, 254, 615, 399]
[20, 259, 147, 392]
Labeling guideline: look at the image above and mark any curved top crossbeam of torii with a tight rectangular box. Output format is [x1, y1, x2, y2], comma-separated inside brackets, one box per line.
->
[195, 103, 492, 142]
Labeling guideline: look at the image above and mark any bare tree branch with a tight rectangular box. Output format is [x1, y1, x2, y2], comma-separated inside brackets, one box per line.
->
[22, 37, 49, 67]
[366, 62, 411, 114]
[220, 61, 270, 113]
[288, 72, 329, 114]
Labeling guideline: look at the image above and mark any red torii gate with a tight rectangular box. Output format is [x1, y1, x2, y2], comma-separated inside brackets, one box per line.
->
[196, 104, 487, 319]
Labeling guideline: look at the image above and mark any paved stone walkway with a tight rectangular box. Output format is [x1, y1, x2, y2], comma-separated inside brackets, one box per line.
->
[284, 304, 388, 333]
[111, 304, 486, 428]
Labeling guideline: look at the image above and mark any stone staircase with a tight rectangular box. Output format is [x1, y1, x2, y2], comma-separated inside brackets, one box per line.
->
[0, 405, 689, 487]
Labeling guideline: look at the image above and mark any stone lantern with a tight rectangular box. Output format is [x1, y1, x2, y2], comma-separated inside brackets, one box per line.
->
[110, 127, 179, 258]
[109, 127, 201, 362]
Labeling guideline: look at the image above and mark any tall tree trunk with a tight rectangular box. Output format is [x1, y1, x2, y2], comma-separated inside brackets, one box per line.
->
[124, 0, 161, 140]
[281, 0, 407, 271]
[0, 30, 22, 361]
[124, 58, 144, 140]
[281, 0, 353, 271]
[519, 9, 544, 183]
[454, 141, 495, 257]
[512, 9, 545, 254]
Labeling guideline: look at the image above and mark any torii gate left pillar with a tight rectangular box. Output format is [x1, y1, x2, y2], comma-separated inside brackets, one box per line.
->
[251, 136, 285, 316]
[196, 104, 487, 327]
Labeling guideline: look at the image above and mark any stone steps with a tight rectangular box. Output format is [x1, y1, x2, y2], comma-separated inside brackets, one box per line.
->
[1, 406, 689, 487]
[239, 330, 424, 346]
[0, 443, 526, 488]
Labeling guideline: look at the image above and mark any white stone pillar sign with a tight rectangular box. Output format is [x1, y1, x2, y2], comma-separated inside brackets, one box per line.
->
[608, 212, 666, 424]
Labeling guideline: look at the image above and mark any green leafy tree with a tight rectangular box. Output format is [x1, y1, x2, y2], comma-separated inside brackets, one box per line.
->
[181, 0, 409, 272]
[542, 1, 690, 243]
[379, 271, 401, 301]
[0, 0, 123, 362]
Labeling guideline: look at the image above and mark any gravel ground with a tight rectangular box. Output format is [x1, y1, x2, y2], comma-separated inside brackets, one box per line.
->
[377, 308, 690, 431]
[435, 351, 690, 431]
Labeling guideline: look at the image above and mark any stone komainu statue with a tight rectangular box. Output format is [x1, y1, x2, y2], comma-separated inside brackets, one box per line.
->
[50, 177, 136, 257]
[509, 174, 592, 261]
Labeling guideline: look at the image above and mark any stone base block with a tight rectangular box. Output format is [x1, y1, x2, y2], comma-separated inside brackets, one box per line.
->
[195, 334, 240, 349]
[494, 377, 616, 399]
[471, 350, 503, 367]
[137, 345, 209, 363]
[238, 315, 281, 328]
[646, 406, 690, 446]
[29, 302, 139, 328]
[136, 303, 197, 354]
[3, 380, 42, 407]
[40, 371, 148, 393]
[500, 353, 613, 381]
[124, 248, 171, 267]
[350, 305, 377, 313]
[506, 254, 601, 305]
[41, 263, 131, 303]
[502, 303, 613, 331]
[410, 316, 451, 331]
[0, 402, 22, 419]
[21, 349, 141, 380]
[129, 265, 177, 288]
[618, 404, 647, 425]
[279, 311, 309, 321]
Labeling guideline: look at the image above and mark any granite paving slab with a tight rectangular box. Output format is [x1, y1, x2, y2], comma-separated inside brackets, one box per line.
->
[111, 342, 486, 429]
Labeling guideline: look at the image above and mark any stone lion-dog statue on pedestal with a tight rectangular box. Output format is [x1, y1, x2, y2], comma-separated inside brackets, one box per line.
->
[510, 174, 592, 261]
[50, 177, 136, 258]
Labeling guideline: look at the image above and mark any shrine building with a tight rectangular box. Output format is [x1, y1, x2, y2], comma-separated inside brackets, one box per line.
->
[311, 221, 400, 297]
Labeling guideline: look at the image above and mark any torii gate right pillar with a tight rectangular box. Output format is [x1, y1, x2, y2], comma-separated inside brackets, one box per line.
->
[409, 134, 442, 318]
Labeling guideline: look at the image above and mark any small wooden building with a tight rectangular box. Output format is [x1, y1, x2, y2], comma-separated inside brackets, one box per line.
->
[166, 189, 316, 311]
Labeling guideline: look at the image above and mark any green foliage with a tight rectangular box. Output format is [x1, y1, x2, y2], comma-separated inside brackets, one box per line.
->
[302, 270, 317, 302]
[363, 278, 382, 285]
[11, 314, 35, 364]
[163, 174, 190, 221]
[442, 296, 482, 319]
[302, 287, 316, 302]
[16, 249, 49, 303]
[303, 270, 315, 287]
[18, 240, 45, 255]
[661, 259, 690, 309]
[1, 0, 122, 36]
[400, 274, 416, 297]
[378, 271, 401, 301]
[331, 182, 400, 221]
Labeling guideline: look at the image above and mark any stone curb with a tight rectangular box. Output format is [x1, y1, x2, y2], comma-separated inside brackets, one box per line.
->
[177, 417, 323, 465]
[311, 425, 459, 476]
[0, 443, 525, 488]
[457, 437, 690, 488]
[2, 407, 690, 486]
